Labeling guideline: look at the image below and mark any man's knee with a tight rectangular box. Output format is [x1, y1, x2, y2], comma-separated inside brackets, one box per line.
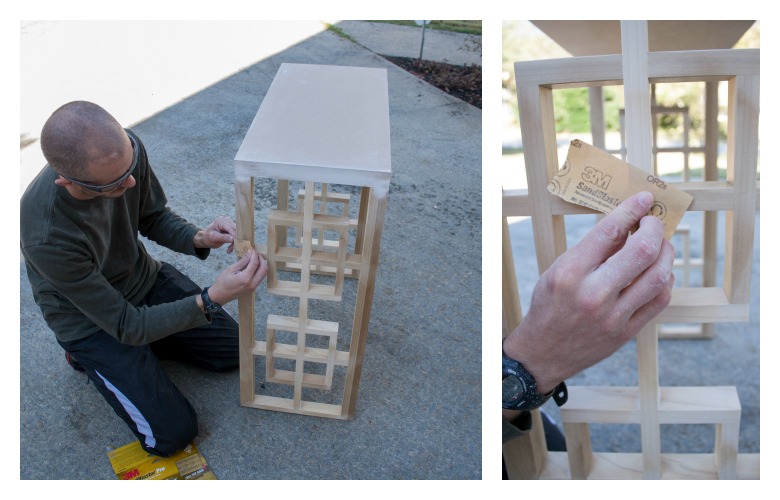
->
[144, 411, 198, 457]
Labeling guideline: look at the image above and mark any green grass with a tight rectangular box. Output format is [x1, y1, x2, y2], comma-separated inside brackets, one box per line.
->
[367, 20, 481, 35]
[324, 23, 358, 43]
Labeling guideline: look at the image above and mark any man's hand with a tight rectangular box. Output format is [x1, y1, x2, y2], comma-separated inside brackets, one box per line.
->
[194, 216, 237, 253]
[197, 248, 268, 309]
[503, 191, 675, 396]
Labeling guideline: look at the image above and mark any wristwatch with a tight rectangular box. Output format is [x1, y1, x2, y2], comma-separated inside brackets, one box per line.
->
[502, 351, 568, 410]
[200, 286, 222, 314]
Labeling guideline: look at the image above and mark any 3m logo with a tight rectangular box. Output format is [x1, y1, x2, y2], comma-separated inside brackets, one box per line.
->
[123, 469, 140, 480]
[582, 166, 612, 189]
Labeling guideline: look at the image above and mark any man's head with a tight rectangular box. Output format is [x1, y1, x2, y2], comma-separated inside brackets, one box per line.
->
[41, 101, 137, 199]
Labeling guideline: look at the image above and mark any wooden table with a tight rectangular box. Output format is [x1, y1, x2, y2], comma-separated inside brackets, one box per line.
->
[233, 63, 391, 419]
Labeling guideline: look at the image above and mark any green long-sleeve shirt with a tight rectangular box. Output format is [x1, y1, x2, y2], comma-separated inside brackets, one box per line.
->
[21, 129, 210, 345]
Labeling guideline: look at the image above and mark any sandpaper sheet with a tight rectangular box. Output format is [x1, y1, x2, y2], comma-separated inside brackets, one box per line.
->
[547, 139, 693, 239]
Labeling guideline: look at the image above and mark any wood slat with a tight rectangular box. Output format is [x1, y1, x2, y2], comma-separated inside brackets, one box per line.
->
[502, 183, 760, 217]
[560, 386, 740, 425]
[541, 452, 759, 480]
[254, 341, 349, 366]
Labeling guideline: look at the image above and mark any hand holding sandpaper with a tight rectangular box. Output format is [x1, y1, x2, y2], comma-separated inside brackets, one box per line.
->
[547, 140, 693, 239]
[502, 190, 675, 398]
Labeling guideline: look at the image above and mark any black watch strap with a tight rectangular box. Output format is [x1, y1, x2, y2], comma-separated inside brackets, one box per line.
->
[200, 286, 222, 314]
[502, 351, 567, 410]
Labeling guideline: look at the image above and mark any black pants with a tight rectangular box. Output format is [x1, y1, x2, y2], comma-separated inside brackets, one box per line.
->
[58, 262, 239, 457]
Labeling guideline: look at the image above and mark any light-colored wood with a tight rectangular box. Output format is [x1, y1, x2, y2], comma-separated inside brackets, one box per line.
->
[265, 280, 338, 302]
[701, 81, 720, 339]
[563, 422, 593, 479]
[342, 186, 389, 418]
[499, 230, 549, 478]
[515, 49, 758, 90]
[659, 227, 706, 338]
[621, 22, 661, 479]
[621, 21, 653, 171]
[353, 186, 372, 275]
[659, 288, 748, 323]
[637, 323, 661, 479]
[588, 87, 606, 149]
[248, 395, 345, 419]
[541, 452, 759, 480]
[234, 63, 391, 419]
[255, 341, 349, 366]
[648, 50, 759, 81]
[531, 21, 754, 57]
[503, 410, 548, 479]
[716, 420, 740, 479]
[262, 314, 343, 391]
[267, 205, 350, 301]
[293, 182, 316, 409]
[561, 386, 741, 424]
[501, 217, 522, 338]
[274, 247, 362, 270]
[235, 176, 256, 406]
[516, 54, 624, 89]
[294, 188, 355, 282]
[514, 81, 567, 273]
[277, 179, 290, 250]
[724, 74, 760, 304]
[503, 183, 760, 217]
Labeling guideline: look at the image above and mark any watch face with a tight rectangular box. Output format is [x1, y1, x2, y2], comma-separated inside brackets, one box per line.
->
[502, 374, 527, 406]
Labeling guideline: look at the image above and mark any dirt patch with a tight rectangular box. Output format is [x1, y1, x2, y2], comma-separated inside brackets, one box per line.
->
[383, 56, 481, 109]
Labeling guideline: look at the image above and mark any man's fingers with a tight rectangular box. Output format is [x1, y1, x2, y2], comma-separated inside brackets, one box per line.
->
[211, 231, 233, 244]
[228, 248, 252, 272]
[596, 215, 665, 293]
[210, 217, 237, 239]
[564, 191, 655, 274]
[219, 218, 237, 237]
[623, 271, 675, 336]
[239, 249, 261, 276]
[614, 238, 674, 317]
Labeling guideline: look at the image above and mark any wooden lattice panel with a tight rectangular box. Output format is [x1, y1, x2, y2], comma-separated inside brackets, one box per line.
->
[262, 314, 343, 391]
[267, 186, 351, 301]
[503, 22, 759, 479]
[279, 184, 361, 279]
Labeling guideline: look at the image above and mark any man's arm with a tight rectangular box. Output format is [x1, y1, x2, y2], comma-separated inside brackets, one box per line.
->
[23, 240, 209, 346]
[503, 191, 674, 420]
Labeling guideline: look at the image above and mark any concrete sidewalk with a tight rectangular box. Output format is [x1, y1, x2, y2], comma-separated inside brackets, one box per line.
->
[19, 21, 481, 480]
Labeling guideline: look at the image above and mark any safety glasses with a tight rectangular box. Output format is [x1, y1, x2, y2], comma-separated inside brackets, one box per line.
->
[59, 133, 138, 192]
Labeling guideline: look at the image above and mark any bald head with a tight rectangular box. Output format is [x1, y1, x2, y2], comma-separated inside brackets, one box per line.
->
[40, 101, 127, 178]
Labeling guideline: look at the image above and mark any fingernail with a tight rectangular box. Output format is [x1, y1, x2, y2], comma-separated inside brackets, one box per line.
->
[638, 191, 653, 207]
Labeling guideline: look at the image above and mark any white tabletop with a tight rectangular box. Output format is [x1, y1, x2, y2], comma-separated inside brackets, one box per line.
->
[234, 63, 391, 188]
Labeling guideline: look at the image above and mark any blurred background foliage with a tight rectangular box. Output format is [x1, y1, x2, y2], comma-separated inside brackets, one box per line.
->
[502, 21, 760, 142]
